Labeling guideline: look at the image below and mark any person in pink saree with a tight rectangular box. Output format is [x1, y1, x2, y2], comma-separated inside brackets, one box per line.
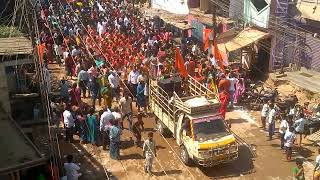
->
[233, 78, 245, 104]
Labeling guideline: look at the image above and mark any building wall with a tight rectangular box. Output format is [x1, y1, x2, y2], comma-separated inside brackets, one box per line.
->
[151, 0, 189, 14]
[229, 0, 243, 19]
[0, 64, 10, 114]
[188, 15, 205, 42]
[306, 34, 320, 72]
[243, 0, 271, 28]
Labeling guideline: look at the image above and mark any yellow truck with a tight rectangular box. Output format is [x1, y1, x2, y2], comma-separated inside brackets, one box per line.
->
[149, 75, 238, 167]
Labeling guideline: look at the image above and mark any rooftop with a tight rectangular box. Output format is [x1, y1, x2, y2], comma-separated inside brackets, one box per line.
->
[0, 37, 33, 55]
[0, 107, 46, 174]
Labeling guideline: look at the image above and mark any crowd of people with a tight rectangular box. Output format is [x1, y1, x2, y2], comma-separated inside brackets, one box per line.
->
[260, 98, 320, 179]
[35, 0, 313, 179]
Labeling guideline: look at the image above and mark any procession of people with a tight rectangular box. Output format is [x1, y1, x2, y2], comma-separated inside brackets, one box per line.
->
[32, 0, 320, 179]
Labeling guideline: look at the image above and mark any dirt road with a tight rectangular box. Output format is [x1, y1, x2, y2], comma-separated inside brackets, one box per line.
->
[50, 63, 316, 180]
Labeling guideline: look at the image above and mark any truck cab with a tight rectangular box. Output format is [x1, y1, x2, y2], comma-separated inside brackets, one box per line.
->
[177, 112, 238, 167]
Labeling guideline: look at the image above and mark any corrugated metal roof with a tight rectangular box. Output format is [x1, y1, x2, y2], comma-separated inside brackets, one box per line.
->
[223, 28, 269, 52]
[296, 0, 320, 21]
[0, 37, 33, 55]
[306, 34, 320, 72]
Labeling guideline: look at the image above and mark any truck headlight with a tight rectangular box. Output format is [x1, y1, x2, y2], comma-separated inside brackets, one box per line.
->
[229, 144, 238, 153]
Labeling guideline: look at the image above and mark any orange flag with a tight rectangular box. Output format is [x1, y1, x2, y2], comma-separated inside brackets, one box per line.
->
[212, 42, 224, 70]
[37, 43, 45, 64]
[203, 28, 212, 51]
[175, 47, 188, 78]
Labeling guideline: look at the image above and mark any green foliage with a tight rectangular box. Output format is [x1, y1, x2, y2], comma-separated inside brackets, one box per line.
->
[0, 26, 23, 38]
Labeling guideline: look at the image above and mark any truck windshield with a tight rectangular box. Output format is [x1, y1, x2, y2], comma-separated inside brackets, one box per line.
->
[193, 118, 229, 141]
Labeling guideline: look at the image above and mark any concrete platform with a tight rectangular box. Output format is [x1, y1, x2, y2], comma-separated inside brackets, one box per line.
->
[270, 68, 320, 93]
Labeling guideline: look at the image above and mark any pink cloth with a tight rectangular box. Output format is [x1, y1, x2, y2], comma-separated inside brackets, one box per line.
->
[88, 66, 98, 77]
[234, 78, 245, 104]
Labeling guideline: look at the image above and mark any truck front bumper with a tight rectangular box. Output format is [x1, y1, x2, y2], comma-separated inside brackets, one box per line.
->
[194, 152, 238, 167]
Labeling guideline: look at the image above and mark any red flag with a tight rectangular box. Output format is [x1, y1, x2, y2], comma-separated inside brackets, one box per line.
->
[203, 29, 212, 51]
[175, 47, 188, 78]
[37, 43, 45, 64]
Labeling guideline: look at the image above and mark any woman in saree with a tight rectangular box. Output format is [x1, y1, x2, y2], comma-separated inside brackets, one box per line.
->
[86, 107, 97, 145]
[136, 80, 146, 112]
[70, 82, 81, 106]
[234, 78, 245, 104]
[109, 120, 121, 160]
[100, 83, 112, 109]
[219, 90, 230, 119]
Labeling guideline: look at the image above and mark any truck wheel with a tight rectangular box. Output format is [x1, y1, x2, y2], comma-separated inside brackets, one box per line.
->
[180, 145, 191, 166]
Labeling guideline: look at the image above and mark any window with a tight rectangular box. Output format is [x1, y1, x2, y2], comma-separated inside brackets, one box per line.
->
[250, 0, 268, 12]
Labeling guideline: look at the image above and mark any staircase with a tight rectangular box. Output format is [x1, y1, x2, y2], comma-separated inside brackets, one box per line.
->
[272, 0, 289, 70]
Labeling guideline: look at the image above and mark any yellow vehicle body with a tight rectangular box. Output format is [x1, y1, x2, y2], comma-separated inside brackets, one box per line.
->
[149, 75, 239, 167]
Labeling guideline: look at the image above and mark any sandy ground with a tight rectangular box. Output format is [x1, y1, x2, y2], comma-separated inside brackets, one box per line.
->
[48, 63, 318, 180]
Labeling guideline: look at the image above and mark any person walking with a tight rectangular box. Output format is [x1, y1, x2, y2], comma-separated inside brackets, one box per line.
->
[132, 113, 144, 147]
[284, 127, 296, 161]
[109, 120, 121, 160]
[143, 132, 156, 176]
[64, 155, 82, 180]
[112, 107, 122, 128]
[76, 111, 87, 144]
[218, 89, 229, 119]
[60, 77, 70, 103]
[136, 80, 146, 113]
[227, 73, 237, 108]
[100, 108, 114, 150]
[279, 114, 289, 149]
[261, 100, 270, 130]
[294, 113, 306, 147]
[108, 70, 120, 100]
[119, 91, 133, 130]
[90, 77, 101, 110]
[100, 83, 112, 109]
[128, 65, 140, 98]
[78, 67, 89, 98]
[70, 82, 81, 106]
[86, 107, 97, 145]
[292, 159, 305, 180]
[63, 105, 75, 143]
[268, 103, 277, 140]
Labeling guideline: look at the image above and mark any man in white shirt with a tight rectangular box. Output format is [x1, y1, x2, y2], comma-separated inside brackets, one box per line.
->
[279, 115, 289, 149]
[124, 16, 130, 27]
[261, 100, 270, 130]
[293, 113, 306, 147]
[100, 108, 114, 150]
[71, 46, 80, 57]
[209, 54, 217, 67]
[284, 127, 296, 161]
[268, 104, 277, 140]
[143, 132, 156, 175]
[112, 107, 122, 128]
[64, 155, 82, 180]
[63, 106, 75, 142]
[128, 66, 140, 98]
[108, 71, 120, 100]
[119, 92, 133, 131]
